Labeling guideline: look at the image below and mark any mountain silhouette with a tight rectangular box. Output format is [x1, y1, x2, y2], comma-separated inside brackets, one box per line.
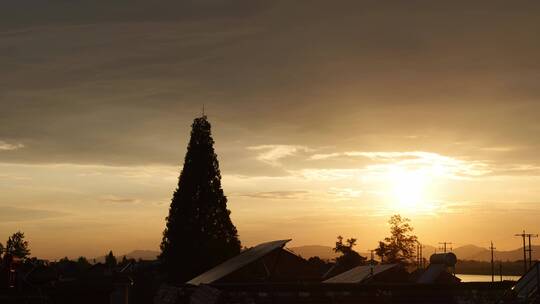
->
[92, 250, 159, 263]
[289, 245, 339, 260]
[289, 244, 540, 262]
[88, 244, 539, 263]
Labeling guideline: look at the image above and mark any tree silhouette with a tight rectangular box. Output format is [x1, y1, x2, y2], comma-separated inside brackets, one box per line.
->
[119, 255, 129, 267]
[160, 115, 241, 283]
[105, 250, 117, 268]
[333, 236, 366, 270]
[6, 231, 30, 259]
[375, 214, 418, 264]
[0, 241, 4, 259]
[77, 256, 91, 269]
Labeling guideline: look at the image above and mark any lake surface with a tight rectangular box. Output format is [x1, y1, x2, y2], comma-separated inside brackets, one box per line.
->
[456, 274, 521, 282]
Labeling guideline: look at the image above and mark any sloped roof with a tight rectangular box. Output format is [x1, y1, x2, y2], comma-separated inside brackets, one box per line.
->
[323, 264, 398, 284]
[187, 239, 291, 286]
[513, 262, 540, 300]
[416, 264, 446, 284]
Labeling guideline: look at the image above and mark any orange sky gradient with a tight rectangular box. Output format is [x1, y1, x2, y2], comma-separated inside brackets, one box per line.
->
[1, 0, 540, 260]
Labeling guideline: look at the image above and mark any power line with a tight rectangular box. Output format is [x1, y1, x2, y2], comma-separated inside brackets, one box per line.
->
[489, 241, 496, 283]
[515, 230, 538, 274]
[416, 242, 422, 268]
[438, 242, 453, 253]
[368, 249, 376, 276]
[369, 249, 375, 263]
[527, 233, 538, 268]
[416, 242, 426, 269]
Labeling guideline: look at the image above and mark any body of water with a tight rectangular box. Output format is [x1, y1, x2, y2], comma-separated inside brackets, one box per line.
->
[456, 274, 521, 282]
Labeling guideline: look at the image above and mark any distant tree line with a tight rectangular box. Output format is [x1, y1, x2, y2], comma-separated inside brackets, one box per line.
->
[456, 260, 525, 276]
[0, 232, 134, 271]
[307, 214, 420, 274]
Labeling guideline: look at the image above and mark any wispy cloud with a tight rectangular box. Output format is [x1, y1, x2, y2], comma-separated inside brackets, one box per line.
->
[0, 206, 67, 222]
[310, 152, 342, 160]
[238, 190, 309, 200]
[299, 168, 362, 181]
[0, 140, 24, 151]
[247, 145, 313, 166]
[100, 195, 141, 204]
[310, 151, 491, 179]
[327, 187, 363, 199]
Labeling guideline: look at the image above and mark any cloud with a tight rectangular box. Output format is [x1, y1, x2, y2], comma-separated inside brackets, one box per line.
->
[100, 195, 141, 204]
[0, 206, 67, 222]
[1, 1, 540, 171]
[327, 187, 363, 199]
[310, 151, 492, 179]
[310, 153, 342, 160]
[299, 168, 362, 181]
[439, 201, 540, 215]
[0, 141, 24, 151]
[238, 190, 309, 200]
[247, 145, 313, 166]
[484, 164, 540, 177]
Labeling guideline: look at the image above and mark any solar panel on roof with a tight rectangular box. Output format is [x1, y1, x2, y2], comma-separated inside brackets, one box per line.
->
[187, 239, 291, 286]
[323, 264, 398, 284]
[513, 262, 539, 301]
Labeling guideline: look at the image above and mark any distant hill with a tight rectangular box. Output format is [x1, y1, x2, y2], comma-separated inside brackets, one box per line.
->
[90, 244, 539, 263]
[288, 245, 377, 260]
[424, 244, 540, 262]
[458, 245, 540, 262]
[288, 245, 338, 260]
[124, 250, 160, 260]
[288, 244, 540, 262]
[92, 250, 159, 263]
[452, 244, 487, 259]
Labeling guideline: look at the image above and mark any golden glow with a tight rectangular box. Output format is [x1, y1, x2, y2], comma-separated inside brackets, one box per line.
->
[389, 168, 427, 210]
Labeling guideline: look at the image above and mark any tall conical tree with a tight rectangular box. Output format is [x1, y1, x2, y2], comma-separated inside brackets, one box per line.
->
[160, 115, 241, 283]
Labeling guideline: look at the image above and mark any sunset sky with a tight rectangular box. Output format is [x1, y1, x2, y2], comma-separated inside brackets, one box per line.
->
[1, 0, 540, 260]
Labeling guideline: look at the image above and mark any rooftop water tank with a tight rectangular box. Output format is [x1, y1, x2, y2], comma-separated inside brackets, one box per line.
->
[429, 253, 457, 267]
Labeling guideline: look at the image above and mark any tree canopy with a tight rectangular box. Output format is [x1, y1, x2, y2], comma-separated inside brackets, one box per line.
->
[77, 256, 91, 269]
[375, 214, 418, 264]
[333, 235, 366, 270]
[160, 115, 241, 283]
[105, 250, 117, 268]
[5, 231, 30, 259]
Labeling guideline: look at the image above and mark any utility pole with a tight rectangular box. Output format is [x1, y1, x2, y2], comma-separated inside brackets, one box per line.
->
[369, 249, 375, 276]
[515, 230, 538, 274]
[489, 241, 496, 282]
[527, 234, 538, 268]
[516, 231, 527, 274]
[438, 242, 453, 253]
[419, 243, 422, 268]
[418, 243, 425, 269]
[422, 245, 426, 268]
[416, 242, 422, 268]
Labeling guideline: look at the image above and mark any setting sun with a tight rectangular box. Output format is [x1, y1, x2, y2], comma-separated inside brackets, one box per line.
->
[390, 169, 426, 209]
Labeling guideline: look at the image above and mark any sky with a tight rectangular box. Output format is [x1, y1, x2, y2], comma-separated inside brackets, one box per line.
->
[1, 0, 540, 260]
